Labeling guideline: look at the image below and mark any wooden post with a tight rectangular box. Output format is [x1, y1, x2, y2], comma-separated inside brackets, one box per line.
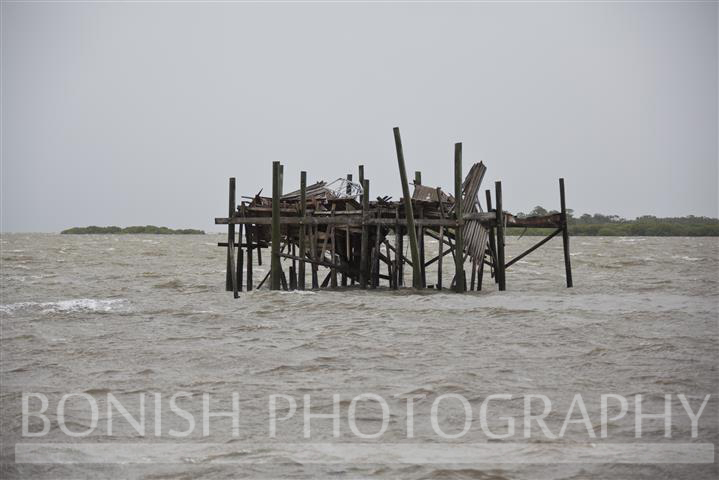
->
[226, 177, 236, 292]
[371, 223, 381, 288]
[311, 224, 319, 289]
[470, 257, 476, 291]
[485, 189, 498, 284]
[397, 225, 404, 287]
[414, 171, 421, 186]
[437, 187, 446, 291]
[495, 181, 506, 291]
[393, 208, 401, 290]
[559, 178, 573, 288]
[393, 127, 421, 288]
[418, 205, 426, 288]
[330, 208, 338, 289]
[477, 254, 484, 291]
[298, 171, 307, 290]
[237, 222, 244, 292]
[454, 143, 466, 292]
[228, 232, 238, 298]
[342, 173, 353, 287]
[270, 162, 282, 291]
[358, 165, 365, 205]
[246, 223, 253, 291]
[360, 179, 370, 288]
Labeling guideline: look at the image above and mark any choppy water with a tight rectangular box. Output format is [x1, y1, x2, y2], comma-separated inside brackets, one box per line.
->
[1, 233, 717, 479]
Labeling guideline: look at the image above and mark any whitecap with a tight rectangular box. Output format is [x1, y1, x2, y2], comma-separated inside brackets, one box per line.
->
[0, 298, 127, 315]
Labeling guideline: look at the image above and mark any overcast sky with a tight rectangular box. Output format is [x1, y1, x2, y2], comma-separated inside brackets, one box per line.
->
[2, 1, 717, 232]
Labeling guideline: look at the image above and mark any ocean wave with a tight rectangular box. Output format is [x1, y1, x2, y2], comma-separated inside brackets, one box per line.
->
[0, 298, 127, 315]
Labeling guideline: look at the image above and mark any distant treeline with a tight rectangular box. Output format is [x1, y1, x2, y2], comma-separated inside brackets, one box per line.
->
[61, 226, 205, 235]
[509, 207, 719, 236]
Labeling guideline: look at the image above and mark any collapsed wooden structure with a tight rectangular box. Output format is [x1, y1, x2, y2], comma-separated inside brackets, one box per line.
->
[215, 127, 573, 297]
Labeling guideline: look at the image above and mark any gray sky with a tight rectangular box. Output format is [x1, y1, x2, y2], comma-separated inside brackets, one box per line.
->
[2, 1, 717, 232]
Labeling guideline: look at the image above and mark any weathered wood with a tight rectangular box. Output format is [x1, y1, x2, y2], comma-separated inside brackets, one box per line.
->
[495, 181, 506, 291]
[418, 205, 426, 288]
[358, 165, 365, 205]
[371, 222, 381, 288]
[330, 206, 338, 289]
[393, 208, 401, 290]
[385, 241, 394, 288]
[505, 228, 562, 269]
[436, 187, 445, 290]
[289, 265, 297, 290]
[470, 257, 476, 291]
[454, 143, 466, 293]
[360, 179, 370, 288]
[228, 232, 239, 298]
[270, 162, 282, 290]
[477, 252, 485, 291]
[485, 189, 498, 284]
[394, 127, 421, 288]
[245, 226, 254, 291]
[237, 223, 244, 292]
[559, 178, 573, 288]
[298, 171, 307, 290]
[226, 177, 236, 291]
[216, 216, 473, 227]
[311, 224, 319, 289]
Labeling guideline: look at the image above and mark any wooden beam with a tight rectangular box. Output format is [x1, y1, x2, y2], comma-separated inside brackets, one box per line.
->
[270, 162, 281, 290]
[454, 143, 466, 293]
[505, 228, 562, 269]
[226, 177, 236, 292]
[394, 127, 421, 288]
[495, 181, 506, 291]
[298, 171, 307, 290]
[560, 178, 573, 288]
[360, 179, 370, 288]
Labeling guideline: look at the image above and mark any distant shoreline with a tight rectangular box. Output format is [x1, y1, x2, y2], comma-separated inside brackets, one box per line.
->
[61, 226, 205, 235]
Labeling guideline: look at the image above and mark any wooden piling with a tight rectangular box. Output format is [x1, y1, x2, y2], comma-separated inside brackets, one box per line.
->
[298, 171, 307, 290]
[226, 177, 236, 292]
[246, 223, 253, 291]
[358, 165, 365, 204]
[393, 127, 422, 288]
[495, 181, 506, 291]
[559, 178, 573, 288]
[371, 222, 381, 288]
[330, 207, 338, 289]
[454, 143, 466, 292]
[360, 179, 370, 288]
[270, 162, 282, 291]
[237, 222, 244, 291]
[311, 224, 319, 289]
[393, 208, 401, 289]
[485, 189, 498, 284]
[418, 205, 426, 288]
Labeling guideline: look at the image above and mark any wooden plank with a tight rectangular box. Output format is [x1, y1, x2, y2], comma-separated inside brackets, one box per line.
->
[393, 127, 421, 288]
[215, 216, 494, 227]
